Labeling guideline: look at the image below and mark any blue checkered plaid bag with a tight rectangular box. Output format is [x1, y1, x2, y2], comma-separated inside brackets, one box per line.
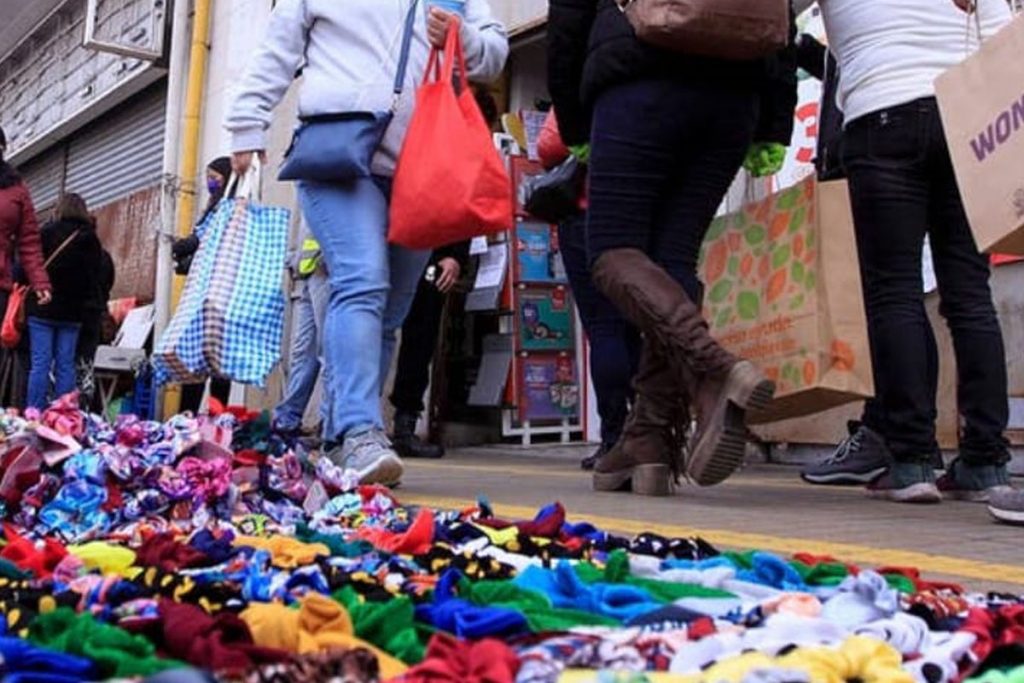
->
[153, 180, 290, 387]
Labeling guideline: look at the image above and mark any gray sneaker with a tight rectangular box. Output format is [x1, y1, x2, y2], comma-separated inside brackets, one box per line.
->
[327, 428, 404, 486]
[801, 422, 890, 485]
[867, 460, 941, 504]
[937, 457, 1013, 503]
[989, 487, 1024, 525]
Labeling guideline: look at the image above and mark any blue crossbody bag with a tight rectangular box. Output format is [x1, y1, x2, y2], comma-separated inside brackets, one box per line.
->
[278, 0, 420, 182]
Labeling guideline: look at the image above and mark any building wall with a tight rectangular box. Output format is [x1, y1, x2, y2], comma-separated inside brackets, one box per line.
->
[0, 0, 160, 162]
[490, 0, 547, 33]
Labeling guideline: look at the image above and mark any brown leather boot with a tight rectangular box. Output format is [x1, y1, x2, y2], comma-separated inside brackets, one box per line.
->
[593, 339, 686, 496]
[592, 248, 775, 487]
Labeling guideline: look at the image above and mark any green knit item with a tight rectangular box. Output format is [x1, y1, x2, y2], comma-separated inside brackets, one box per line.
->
[333, 586, 426, 663]
[461, 578, 619, 632]
[576, 551, 735, 602]
[879, 573, 917, 594]
[966, 667, 1024, 683]
[28, 608, 183, 678]
[295, 524, 374, 558]
[0, 558, 30, 580]
[743, 142, 787, 178]
[791, 560, 850, 587]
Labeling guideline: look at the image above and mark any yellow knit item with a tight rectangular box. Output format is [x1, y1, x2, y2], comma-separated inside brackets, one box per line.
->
[233, 535, 331, 569]
[67, 542, 139, 579]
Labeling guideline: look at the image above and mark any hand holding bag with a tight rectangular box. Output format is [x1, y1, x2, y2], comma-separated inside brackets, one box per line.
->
[2, 230, 82, 350]
[389, 22, 513, 250]
[278, 0, 420, 182]
[521, 156, 585, 224]
[616, 0, 789, 61]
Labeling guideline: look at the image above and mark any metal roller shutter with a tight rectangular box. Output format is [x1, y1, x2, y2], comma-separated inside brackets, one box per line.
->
[17, 147, 65, 211]
[64, 82, 166, 209]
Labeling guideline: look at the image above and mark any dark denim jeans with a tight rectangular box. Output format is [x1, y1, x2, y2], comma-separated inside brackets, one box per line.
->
[842, 97, 1009, 465]
[558, 213, 642, 447]
[586, 78, 759, 301]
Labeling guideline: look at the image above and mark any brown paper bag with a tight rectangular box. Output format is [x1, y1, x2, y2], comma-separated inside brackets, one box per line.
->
[698, 176, 873, 423]
[936, 13, 1024, 255]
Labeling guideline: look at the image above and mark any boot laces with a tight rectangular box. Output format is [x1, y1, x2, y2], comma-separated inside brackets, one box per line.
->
[823, 429, 864, 465]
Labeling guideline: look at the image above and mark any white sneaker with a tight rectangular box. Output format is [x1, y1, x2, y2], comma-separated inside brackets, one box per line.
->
[328, 428, 404, 486]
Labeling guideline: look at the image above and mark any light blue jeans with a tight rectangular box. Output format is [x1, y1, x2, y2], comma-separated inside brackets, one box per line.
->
[298, 177, 429, 441]
[27, 317, 81, 410]
[273, 270, 329, 433]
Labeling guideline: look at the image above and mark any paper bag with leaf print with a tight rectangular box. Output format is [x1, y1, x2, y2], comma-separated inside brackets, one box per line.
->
[698, 176, 873, 423]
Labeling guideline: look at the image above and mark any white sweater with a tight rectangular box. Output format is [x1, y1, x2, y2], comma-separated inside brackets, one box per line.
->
[798, 0, 1011, 124]
[225, 0, 508, 175]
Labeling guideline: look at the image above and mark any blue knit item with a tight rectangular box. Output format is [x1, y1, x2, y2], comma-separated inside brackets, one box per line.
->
[415, 570, 529, 639]
[514, 561, 660, 622]
[0, 635, 98, 683]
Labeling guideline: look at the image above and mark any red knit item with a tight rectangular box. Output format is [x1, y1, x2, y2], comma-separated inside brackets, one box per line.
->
[960, 605, 1024, 663]
[136, 533, 209, 572]
[393, 633, 519, 683]
[0, 524, 67, 578]
[358, 508, 435, 555]
[158, 600, 290, 672]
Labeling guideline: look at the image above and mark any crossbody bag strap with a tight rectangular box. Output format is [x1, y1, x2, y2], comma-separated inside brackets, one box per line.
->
[392, 0, 422, 103]
[44, 230, 81, 269]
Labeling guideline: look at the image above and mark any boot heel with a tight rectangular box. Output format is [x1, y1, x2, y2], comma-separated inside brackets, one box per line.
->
[725, 362, 776, 413]
[631, 464, 671, 497]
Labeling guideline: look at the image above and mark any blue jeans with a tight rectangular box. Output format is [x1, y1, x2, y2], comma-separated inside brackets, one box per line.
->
[274, 270, 329, 433]
[558, 214, 641, 448]
[27, 317, 81, 410]
[298, 177, 430, 441]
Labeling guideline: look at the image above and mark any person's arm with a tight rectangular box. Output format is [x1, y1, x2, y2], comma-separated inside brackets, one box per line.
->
[547, 0, 597, 147]
[459, 0, 510, 82]
[754, 9, 799, 146]
[797, 34, 827, 81]
[15, 187, 51, 296]
[225, 0, 311, 155]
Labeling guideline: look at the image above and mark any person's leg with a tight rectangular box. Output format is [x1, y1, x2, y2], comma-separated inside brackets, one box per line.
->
[274, 281, 321, 433]
[26, 318, 56, 410]
[925, 102, 1011, 499]
[390, 277, 444, 417]
[53, 323, 81, 399]
[587, 79, 772, 492]
[558, 213, 636, 467]
[379, 242, 432, 392]
[389, 274, 446, 459]
[841, 100, 940, 503]
[298, 177, 402, 485]
[209, 378, 232, 406]
[307, 268, 332, 439]
[180, 383, 204, 415]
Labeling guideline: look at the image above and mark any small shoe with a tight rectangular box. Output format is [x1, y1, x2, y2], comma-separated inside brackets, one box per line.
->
[580, 444, 609, 471]
[988, 487, 1024, 525]
[801, 421, 890, 486]
[327, 428, 404, 486]
[936, 457, 1012, 503]
[867, 461, 941, 504]
[392, 434, 445, 459]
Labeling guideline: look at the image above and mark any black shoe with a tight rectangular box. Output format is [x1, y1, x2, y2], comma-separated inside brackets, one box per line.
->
[392, 412, 445, 459]
[800, 421, 890, 485]
[581, 444, 610, 471]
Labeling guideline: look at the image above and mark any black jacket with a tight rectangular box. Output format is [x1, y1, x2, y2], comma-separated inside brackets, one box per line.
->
[27, 218, 105, 324]
[797, 34, 844, 181]
[547, 0, 797, 148]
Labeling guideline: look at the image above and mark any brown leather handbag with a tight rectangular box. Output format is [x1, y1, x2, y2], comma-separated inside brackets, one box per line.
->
[616, 0, 789, 61]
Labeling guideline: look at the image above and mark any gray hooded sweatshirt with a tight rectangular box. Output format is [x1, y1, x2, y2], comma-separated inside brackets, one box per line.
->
[226, 0, 508, 176]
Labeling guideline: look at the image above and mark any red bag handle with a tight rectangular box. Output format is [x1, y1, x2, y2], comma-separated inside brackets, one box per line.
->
[423, 19, 469, 92]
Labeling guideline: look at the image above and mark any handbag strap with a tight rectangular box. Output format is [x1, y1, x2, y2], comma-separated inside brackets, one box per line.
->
[392, 0, 421, 102]
[44, 230, 81, 270]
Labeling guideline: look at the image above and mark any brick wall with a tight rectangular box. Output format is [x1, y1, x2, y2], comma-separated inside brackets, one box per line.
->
[0, 0, 156, 157]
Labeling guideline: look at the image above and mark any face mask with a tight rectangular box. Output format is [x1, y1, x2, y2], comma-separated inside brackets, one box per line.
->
[207, 178, 223, 196]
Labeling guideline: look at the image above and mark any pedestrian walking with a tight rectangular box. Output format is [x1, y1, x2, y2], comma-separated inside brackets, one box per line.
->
[227, 0, 507, 486]
[25, 193, 104, 410]
[801, 0, 1017, 503]
[174, 157, 234, 413]
[536, 108, 641, 472]
[547, 0, 796, 495]
[273, 228, 329, 439]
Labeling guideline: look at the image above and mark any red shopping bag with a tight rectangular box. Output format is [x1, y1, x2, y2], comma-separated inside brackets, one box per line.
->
[389, 22, 513, 250]
[1, 284, 28, 349]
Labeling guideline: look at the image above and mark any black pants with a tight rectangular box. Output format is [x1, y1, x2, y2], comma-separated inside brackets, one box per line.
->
[843, 97, 1009, 465]
[390, 275, 445, 416]
[559, 213, 641, 447]
[587, 78, 759, 302]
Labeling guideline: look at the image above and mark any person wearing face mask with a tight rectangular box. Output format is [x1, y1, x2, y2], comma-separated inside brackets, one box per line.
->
[174, 156, 234, 414]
